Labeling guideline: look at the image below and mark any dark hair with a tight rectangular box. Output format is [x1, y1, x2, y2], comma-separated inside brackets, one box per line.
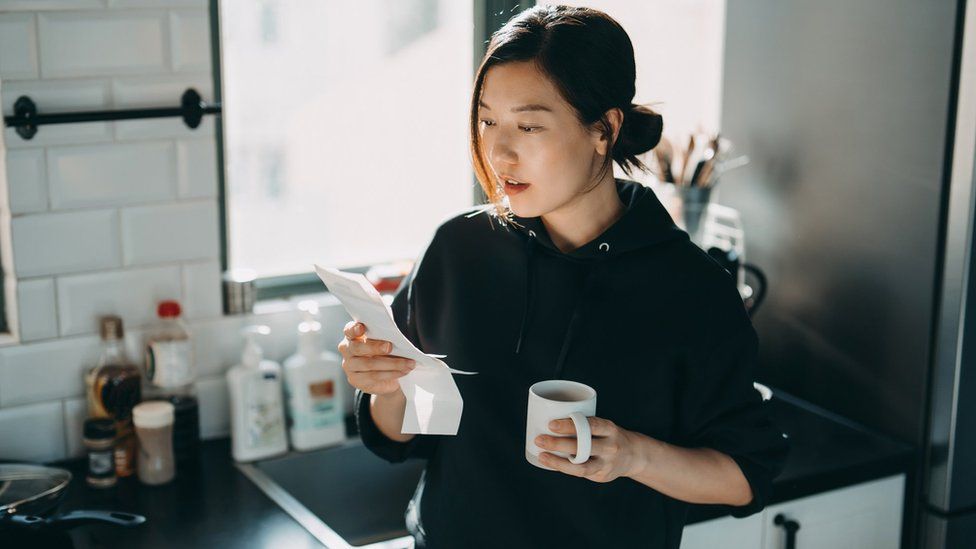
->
[469, 4, 664, 220]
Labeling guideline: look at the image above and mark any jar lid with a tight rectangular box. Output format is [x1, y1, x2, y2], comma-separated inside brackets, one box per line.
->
[84, 417, 116, 440]
[133, 400, 175, 428]
[157, 300, 182, 318]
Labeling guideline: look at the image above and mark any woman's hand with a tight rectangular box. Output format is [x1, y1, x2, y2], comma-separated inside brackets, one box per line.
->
[535, 416, 646, 483]
[337, 321, 416, 396]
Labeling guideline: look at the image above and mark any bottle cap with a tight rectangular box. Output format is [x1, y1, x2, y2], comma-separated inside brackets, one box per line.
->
[133, 400, 175, 428]
[84, 418, 116, 440]
[99, 315, 124, 340]
[157, 300, 182, 318]
[242, 325, 270, 367]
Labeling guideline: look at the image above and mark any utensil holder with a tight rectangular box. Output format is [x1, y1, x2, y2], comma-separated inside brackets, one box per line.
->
[676, 185, 713, 244]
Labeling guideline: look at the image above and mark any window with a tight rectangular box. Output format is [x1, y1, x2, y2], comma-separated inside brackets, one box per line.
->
[216, 0, 485, 297]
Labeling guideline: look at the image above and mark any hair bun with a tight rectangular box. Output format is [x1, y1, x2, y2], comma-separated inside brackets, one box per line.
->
[613, 103, 663, 173]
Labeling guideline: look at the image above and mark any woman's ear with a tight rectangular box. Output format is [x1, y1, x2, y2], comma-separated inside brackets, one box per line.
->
[592, 107, 624, 157]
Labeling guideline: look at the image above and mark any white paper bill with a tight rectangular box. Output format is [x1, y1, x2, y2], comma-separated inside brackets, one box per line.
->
[313, 264, 477, 435]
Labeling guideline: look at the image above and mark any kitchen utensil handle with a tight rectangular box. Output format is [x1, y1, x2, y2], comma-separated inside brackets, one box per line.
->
[774, 513, 800, 549]
[567, 411, 592, 464]
[49, 510, 147, 529]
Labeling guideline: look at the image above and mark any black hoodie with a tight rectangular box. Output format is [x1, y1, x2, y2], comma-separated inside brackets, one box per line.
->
[354, 178, 790, 549]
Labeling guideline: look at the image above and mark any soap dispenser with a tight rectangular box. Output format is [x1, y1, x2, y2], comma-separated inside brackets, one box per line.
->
[227, 325, 288, 462]
[283, 300, 346, 450]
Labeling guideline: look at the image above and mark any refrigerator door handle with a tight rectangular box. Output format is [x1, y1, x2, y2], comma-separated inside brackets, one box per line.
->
[774, 513, 801, 549]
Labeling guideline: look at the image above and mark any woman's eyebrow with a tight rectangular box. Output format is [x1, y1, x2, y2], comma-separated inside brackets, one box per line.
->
[478, 100, 553, 113]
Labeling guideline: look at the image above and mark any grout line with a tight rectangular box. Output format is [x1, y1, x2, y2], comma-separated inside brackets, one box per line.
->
[53, 273, 62, 337]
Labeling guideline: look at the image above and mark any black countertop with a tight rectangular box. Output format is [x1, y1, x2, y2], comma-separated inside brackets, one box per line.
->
[32, 388, 914, 548]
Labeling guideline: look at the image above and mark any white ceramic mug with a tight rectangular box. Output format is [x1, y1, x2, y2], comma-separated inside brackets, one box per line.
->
[525, 380, 597, 470]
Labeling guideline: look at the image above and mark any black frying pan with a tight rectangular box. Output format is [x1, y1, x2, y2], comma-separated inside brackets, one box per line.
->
[0, 464, 145, 532]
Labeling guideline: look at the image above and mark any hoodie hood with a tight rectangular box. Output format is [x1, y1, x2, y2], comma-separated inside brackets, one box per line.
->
[504, 178, 688, 375]
[509, 177, 687, 259]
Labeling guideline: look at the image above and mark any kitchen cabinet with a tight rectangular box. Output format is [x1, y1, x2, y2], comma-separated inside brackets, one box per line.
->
[681, 474, 905, 549]
[680, 512, 764, 548]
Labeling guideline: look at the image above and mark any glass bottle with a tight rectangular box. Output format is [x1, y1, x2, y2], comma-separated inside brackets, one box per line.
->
[87, 315, 142, 478]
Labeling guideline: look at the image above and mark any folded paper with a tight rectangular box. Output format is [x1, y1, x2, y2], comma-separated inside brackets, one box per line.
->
[314, 264, 476, 435]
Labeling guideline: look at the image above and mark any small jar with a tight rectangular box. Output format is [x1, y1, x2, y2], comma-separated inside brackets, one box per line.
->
[133, 400, 176, 485]
[83, 418, 117, 488]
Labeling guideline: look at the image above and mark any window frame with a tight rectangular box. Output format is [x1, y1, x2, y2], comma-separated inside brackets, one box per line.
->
[210, 0, 531, 303]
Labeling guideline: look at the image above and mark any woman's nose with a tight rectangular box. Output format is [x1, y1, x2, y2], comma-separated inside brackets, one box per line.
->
[488, 136, 518, 166]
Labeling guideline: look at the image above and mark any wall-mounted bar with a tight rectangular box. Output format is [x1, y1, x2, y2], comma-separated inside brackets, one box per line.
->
[2, 88, 221, 140]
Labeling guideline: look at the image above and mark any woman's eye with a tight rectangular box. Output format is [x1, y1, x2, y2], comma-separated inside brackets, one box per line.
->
[479, 119, 494, 128]
[519, 126, 540, 133]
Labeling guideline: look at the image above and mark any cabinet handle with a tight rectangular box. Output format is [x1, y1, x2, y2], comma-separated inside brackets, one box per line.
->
[773, 513, 801, 549]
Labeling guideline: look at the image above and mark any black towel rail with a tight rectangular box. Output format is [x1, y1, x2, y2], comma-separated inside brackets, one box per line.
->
[3, 88, 221, 141]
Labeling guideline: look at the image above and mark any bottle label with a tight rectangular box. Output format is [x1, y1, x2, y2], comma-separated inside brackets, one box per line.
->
[89, 450, 114, 476]
[147, 340, 193, 388]
[245, 375, 286, 448]
[292, 379, 342, 431]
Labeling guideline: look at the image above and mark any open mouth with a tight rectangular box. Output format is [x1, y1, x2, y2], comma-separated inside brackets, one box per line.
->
[501, 177, 531, 193]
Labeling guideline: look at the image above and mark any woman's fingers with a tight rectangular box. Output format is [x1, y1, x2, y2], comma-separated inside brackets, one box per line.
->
[348, 337, 394, 357]
[338, 321, 416, 396]
[535, 434, 617, 457]
[343, 321, 366, 341]
[349, 371, 408, 395]
[343, 355, 416, 374]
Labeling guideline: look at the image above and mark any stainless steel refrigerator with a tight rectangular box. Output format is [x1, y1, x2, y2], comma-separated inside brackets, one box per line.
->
[718, 1, 975, 547]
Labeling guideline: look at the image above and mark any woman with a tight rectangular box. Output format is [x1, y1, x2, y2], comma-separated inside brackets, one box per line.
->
[337, 5, 790, 549]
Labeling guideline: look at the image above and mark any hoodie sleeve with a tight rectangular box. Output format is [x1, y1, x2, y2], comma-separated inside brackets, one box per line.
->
[677, 322, 791, 518]
[354, 258, 442, 464]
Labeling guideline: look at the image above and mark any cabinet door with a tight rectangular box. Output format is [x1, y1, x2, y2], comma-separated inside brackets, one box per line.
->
[681, 513, 764, 549]
[763, 474, 905, 549]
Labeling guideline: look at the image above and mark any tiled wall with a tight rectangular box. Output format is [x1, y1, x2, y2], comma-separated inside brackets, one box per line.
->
[0, 0, 355, 463]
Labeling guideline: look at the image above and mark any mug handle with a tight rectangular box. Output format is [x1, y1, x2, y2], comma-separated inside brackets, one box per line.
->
[567, 411, 592, 464]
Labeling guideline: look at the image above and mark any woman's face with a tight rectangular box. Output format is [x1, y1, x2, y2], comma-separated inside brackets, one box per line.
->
[477, 61, 609, 218]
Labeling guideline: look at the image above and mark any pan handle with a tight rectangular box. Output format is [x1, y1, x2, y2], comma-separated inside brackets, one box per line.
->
[51, 510, 146, 529]
[7, 510, 148, 530]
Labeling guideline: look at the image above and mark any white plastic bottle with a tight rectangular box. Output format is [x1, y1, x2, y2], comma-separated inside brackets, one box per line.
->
[283, 301, 346, 451]
[227, 325, 288, 462]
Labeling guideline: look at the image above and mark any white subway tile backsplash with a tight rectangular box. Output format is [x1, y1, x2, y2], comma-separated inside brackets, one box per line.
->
[5, 148, 48, 214]
[11, 209, 121, 277]
[0, 335, 102, 407]
[57, 265, 182, 336]
[1, 78, 111, 118]
[115, 116, 215, 142]
[187, 315, 245, 378]
[169, 10, 211, 73]
[47, 141, 177, 209]
[0, 1, 104, 11]
[37, 11, 168, 78]
[0, 401, 66, 463]
[120, 200, 218, 265]
[182, 260, 221, 320]
[112, 74, 213, 107]
[110, 0, 205, 7]
[62, 397, 87, 459]
[16, 277, 58, 342]
[176, 138, 217, 198]
[0, 0, 224, 462]
[0, 13, 39, 80]
[195, 375, 229, 439]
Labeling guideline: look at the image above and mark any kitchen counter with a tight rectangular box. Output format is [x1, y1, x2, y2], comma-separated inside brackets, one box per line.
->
[46, 388, 914, 548]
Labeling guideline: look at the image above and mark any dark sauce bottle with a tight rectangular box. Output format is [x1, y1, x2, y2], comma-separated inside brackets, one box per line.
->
[86, 315, 142, 477]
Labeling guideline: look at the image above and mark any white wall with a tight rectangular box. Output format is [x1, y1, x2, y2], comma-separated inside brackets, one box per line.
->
[0, 0, 357, 464]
